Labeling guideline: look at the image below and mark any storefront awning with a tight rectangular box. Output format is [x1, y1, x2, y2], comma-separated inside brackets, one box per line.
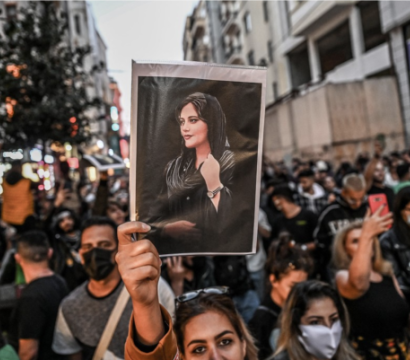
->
[82, 154, 125, 171]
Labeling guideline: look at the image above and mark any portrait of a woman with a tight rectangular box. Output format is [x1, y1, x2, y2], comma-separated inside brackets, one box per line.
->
[146, 92, 235, 254]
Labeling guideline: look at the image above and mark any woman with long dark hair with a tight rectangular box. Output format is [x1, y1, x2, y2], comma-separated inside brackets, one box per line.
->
[271, 280, 358, 360]
[147, 92, 235, 253]
[249, 233, 313, 359]
[116, 221, 257, 360]
[380, 186, 410, 302]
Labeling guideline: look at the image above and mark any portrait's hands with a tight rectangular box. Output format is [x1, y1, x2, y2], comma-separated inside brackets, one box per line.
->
[200, 154, 222, 191]
[116, 221, 161, 307]
[163, 220, 201, 241]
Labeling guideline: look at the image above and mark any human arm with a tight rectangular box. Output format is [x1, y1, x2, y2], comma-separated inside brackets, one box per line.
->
[200, 154, 223, 211]
[164, 257, 186, 297]
[336, 207, 393, 299]
[18, 339, 38, 360]
[116, 222, 165, 346]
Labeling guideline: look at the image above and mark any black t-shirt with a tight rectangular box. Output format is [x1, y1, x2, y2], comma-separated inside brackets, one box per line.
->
[272, 209, 318, 244]
[367, 184, 395, 212]
[249, 295, 282, 360]
[10, 274, 69, 360]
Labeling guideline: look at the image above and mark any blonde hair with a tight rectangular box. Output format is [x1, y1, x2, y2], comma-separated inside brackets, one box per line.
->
[332, 221, 392, 276]
[273, 280, 359, 360]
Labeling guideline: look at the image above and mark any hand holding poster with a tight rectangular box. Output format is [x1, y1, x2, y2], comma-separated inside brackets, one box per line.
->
[130, 61, 266, 256]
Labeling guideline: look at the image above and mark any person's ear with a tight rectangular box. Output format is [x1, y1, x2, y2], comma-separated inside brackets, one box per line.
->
[269, 274, 276, 287]
[47, 248, 53, 260]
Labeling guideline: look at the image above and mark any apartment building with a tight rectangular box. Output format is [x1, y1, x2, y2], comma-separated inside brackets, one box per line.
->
[184, 1, 407, 164]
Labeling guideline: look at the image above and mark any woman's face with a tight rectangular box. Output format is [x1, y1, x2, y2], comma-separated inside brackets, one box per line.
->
[300, 297, 340, 328]
[179, 103, 209, 150]
[401, 201, 410, 226]
[182, 310, 246, 360]
[106, 205, 125, 226]
[270, 270, 308, 307]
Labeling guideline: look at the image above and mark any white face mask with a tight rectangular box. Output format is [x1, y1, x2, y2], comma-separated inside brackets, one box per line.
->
[298, 320, 343, 360]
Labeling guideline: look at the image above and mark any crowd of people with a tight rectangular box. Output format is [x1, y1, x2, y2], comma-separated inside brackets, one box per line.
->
[1, 143, 410, 360]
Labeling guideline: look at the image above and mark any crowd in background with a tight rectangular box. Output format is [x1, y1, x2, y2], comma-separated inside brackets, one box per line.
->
[1, 142, 410, 359]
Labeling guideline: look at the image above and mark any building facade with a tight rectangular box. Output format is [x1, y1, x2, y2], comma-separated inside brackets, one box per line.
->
[184, 1, 408, 164]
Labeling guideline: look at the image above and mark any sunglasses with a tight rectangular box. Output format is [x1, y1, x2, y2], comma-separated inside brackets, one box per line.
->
[175, 286, 230, 309]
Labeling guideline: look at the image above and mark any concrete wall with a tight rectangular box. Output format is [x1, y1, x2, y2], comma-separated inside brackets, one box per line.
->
[264, 77, 405, 164]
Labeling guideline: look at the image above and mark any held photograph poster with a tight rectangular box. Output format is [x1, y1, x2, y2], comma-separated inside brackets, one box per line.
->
[130, 60, 267, 256]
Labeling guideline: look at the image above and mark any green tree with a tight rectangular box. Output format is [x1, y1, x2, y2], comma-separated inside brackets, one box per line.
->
[0, 1, 103, 151]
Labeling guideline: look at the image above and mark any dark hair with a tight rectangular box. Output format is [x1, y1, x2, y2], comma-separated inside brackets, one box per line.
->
[17, 230, 50, 262]
[297, 169, 315, 179]
[266, 233, 313, 283]
[174, 293, 257, 360]
[272, 184, 294, 203]
[275, 280, 358, 360]
[81, 216, 118, 244]
[392, 187, 410, 247]
[105, 200, 123, 214]
[397, 163, 410, 180]
[175, 92, 229, 161]
[11, 160, 22, 168]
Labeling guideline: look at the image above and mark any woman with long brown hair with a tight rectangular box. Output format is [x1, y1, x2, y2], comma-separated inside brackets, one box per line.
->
[272, 280, 358, 360]
[333, 207, 410, 359]
[116, 221, 257, 360]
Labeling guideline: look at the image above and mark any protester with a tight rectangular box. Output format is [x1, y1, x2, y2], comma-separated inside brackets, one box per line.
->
[9, 231, 69, 360]
[364, 144, 395, 210]
[314, 173, 368, 281]
[333, 210, 410, 359]
[394, 163, 410, 193]
[249, 234, 313, 360]
[1, 160, 36, 235]
[270, 184, 318, 249]
[246, 208, 269, 300]
[213, 255, 260, 323]
[52, 217, 175, 360]
[116, 221, 258, 360]
[296, 169, 328, 214]
[105, 200, 127, 226]
[163, 255, 215, 297]
[271, 280, 359, 360]
[380, 186, 410, 302]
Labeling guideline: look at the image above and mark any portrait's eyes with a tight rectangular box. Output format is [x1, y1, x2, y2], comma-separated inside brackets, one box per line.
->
[189, 118, 199, 124]
[192, 346, 206, 354]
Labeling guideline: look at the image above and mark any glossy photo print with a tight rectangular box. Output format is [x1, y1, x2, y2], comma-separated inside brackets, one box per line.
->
[130, 61, 266, 256]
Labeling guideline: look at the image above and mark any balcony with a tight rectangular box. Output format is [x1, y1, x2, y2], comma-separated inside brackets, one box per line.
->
[290, 0, 355, 36]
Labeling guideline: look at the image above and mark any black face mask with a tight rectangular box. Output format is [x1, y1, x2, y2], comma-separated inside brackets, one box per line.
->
[82, 248, 116, 281]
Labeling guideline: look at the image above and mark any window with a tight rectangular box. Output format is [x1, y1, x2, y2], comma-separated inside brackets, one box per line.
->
[5, 4, 17, 20]
[357, 1, 386, 52]
[247, 50, 255, 66]
[268, 41, 274, 63]
[317, 20, 353, 75]
[74, 14, 81, 35]
[288, 42, 312, 88]
[243, 12, 252, 34]
[263, 1, 269, 22]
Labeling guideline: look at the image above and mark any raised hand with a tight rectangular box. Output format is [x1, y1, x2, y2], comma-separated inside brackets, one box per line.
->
[116, 221, 165, 345]
[362, 206, 393, 239]
[200, 154, 222, 191]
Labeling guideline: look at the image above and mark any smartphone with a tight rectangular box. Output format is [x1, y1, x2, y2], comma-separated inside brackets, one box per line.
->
[368, 194, 391, 228]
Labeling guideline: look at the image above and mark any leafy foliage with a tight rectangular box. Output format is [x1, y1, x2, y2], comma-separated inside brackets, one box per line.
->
[0, 1, 103, 150]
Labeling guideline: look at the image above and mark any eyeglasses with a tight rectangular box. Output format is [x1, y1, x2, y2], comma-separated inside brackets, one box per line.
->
[175, 286, 230, 309]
